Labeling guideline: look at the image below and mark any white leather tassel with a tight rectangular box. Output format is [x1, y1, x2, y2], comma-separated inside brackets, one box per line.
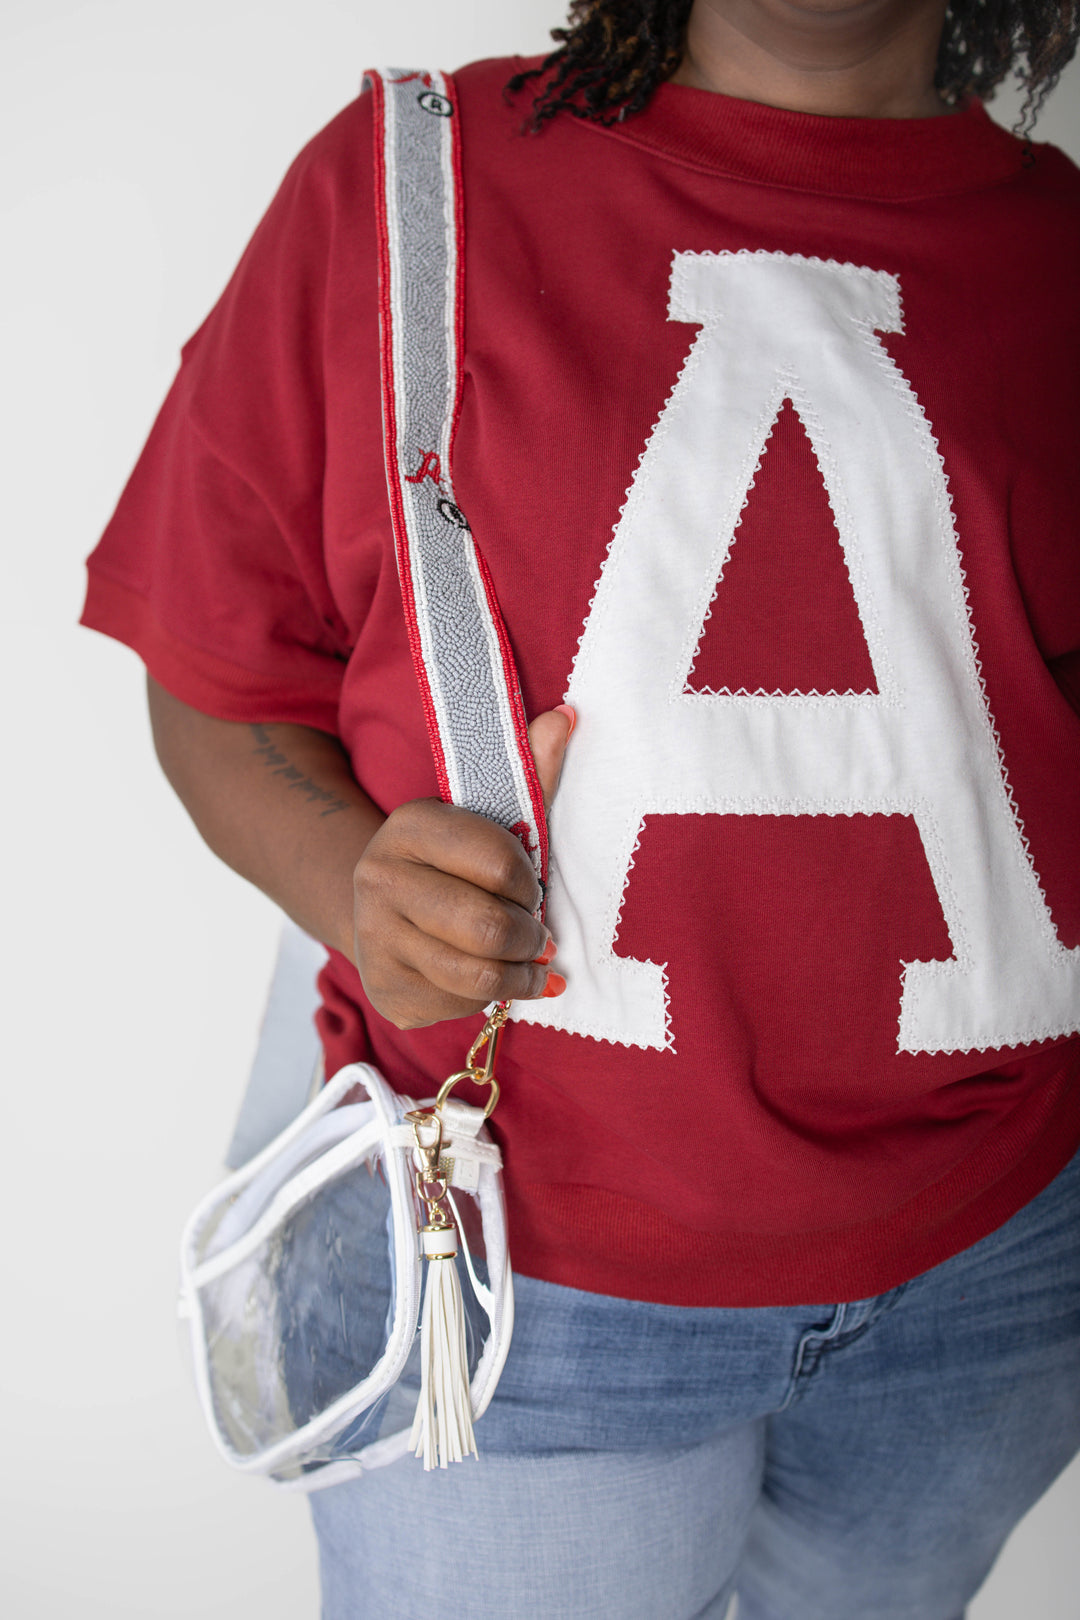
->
[410, 1226, 477, 1469]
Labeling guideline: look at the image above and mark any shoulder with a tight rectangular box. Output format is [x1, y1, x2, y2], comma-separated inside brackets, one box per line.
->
[996, 132, 1080, 265]
[261, 91, 375, 220]
[1023, 134, 1080, 207]
[268, 56, 550, 208]
[452, 54, 542, 97]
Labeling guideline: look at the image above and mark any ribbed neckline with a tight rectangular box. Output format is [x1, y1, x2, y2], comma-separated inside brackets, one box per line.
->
[587, 80, 1026, 200]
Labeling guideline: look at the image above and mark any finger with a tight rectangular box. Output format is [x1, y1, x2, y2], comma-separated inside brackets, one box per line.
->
[527, 705, 574, 812]
[363, 960, 494, 1029]
[399, 924, 561, 1009]
[393, 863, 549, 963]
[390, 800, 543, 911]
[363, 944, 564, 1030]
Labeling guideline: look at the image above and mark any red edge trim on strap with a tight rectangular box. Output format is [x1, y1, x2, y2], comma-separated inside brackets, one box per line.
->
[445, 77, 549, 885]
[473, 548, 550, 883]
[372, 68, 548, 884]
[370, 67, 453, 804]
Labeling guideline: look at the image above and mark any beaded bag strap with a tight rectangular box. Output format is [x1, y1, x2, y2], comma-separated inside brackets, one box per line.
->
[365, 67, 548, 886]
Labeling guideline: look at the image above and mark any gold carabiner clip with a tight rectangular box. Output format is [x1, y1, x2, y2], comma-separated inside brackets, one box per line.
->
[435, 1001, 509, 1118]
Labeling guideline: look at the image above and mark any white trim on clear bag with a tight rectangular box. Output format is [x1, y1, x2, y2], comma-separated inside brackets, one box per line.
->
[179, 1063, 514, 1488]
[181, 65, 530, 1489]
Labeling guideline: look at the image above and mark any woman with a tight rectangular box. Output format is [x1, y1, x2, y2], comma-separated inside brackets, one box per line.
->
[83, 2, 1080, 1614]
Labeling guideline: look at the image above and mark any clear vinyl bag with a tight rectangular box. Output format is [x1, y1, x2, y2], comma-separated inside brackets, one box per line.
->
[179, 1062, 514, 1491]
[179, 66, 547, 1493]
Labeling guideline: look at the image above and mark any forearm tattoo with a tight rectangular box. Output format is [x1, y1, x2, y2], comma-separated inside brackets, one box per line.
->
[250, 724, 352, 817]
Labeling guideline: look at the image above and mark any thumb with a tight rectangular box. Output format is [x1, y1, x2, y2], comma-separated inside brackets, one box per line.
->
[527, 705, 575, 812]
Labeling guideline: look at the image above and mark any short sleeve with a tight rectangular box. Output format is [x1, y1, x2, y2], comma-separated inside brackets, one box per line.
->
[81, 98, 375, 734]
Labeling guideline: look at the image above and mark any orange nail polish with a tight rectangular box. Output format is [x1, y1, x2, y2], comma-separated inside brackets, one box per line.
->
[533, 937, 558, 966]
[554, 703, 576, 738]
[542, 972, 567, 998]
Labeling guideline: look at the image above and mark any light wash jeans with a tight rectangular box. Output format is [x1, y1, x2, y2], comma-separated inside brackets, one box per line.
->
[311, 1144, 1080, 1619]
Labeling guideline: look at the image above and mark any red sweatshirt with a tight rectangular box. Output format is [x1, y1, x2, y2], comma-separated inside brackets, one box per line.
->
[83, 58, 1080, 1305]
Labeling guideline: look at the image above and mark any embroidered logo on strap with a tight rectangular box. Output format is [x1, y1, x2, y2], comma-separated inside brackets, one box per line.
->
[366, 66, 548, 888]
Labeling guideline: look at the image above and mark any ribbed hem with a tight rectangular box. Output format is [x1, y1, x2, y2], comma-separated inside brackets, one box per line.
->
[587, 83, 1025, 200]
[504, 1057, 1080, 1307]
[80, 568, 344, 733]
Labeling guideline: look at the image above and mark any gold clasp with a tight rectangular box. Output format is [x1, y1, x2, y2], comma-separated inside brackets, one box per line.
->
[434, 1001, 508, 1118]
[405, 1003, 509, 1245]
[404, 1106, 453, 1226]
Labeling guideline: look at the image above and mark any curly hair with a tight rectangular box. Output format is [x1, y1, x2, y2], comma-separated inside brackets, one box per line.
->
[507, 1, 1079, 133]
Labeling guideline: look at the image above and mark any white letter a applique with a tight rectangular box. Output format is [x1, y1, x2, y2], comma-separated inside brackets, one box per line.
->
[516, 251, 1080, 1056]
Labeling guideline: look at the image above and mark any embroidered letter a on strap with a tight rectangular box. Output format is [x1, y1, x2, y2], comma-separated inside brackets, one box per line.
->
[365, 68, 548, 884]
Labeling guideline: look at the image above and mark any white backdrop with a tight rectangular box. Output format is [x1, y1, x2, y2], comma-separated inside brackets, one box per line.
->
[2, 4, 1078, 1615]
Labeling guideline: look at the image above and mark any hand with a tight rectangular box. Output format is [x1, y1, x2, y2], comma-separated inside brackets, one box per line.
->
[352, 707, 574, 1029]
